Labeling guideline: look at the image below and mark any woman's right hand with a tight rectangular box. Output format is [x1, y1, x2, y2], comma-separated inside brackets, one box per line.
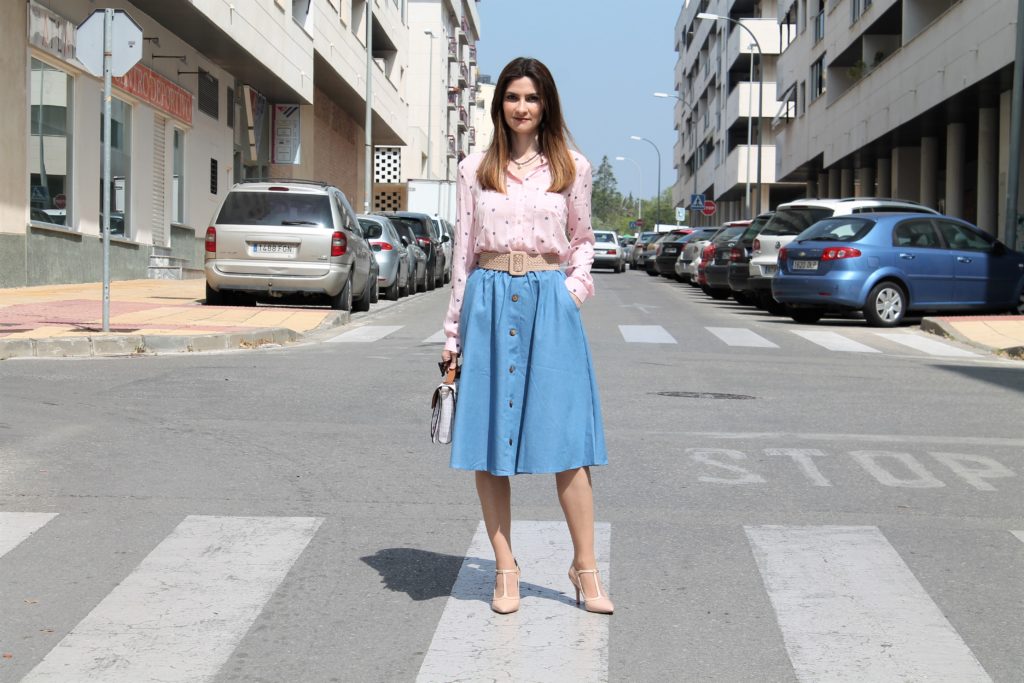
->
[441, 350, 455, 372]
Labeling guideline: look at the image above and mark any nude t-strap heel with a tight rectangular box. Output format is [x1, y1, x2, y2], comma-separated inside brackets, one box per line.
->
[568, 565, 614, 614]
[491, 562, 521, 614]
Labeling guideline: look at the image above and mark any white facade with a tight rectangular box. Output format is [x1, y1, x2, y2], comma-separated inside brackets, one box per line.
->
[469, 78, 495, 155]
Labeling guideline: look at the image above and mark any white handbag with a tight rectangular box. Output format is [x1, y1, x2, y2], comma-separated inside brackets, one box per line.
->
[430, 363, 458, 444]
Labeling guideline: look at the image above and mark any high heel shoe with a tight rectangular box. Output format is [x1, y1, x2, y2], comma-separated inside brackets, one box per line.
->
[568, 565, 614, 614]
[491, 561, 520, 614]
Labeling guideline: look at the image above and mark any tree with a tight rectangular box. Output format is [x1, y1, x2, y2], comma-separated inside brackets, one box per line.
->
[591, 155, 623, 227]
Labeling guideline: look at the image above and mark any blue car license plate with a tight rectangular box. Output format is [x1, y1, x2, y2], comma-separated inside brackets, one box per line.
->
[793, 260, 818, 270]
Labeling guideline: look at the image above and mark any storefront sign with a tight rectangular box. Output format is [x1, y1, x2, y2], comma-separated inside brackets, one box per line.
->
[28, 2, 76, 62]
[272, 105, 301, 164]
[113, 64, 193, 125]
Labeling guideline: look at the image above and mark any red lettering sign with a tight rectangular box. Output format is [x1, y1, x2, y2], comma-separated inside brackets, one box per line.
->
[113, 64, 193, 125]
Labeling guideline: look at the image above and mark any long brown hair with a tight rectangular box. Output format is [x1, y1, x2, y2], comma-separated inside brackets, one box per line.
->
[477, 57, 576, 194]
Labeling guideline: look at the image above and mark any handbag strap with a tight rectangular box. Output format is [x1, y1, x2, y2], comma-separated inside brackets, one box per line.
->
[443, 364, 458, 384]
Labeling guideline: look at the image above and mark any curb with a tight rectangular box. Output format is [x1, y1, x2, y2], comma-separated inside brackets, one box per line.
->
[920, 317, 1024, 360]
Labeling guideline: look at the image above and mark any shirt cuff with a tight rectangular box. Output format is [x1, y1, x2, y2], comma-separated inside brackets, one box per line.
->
[444, 337, 460, 354]
[565, 277, 590, 305]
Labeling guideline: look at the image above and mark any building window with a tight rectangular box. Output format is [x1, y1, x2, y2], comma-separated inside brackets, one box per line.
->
[198, 69, 219, 121]
[226, 86, 235, 128]
[172, 129, 185, 224]
[851, 0, 861, 24]
[799, 81, 807, 116]
[100, 97, 132, 237]
[813, 0, 825, 43]
[29, 58, 73, 227]
[810, 57, 826, 100]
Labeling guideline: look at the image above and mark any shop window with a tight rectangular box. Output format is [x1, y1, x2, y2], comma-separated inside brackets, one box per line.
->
[198, 69, 219, 121]
[172, 129, 185, 224]
[29, 58, 73, 227]
[100, 97, 132, 237]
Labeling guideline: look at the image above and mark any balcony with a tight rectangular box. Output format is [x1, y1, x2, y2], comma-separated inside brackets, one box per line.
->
[468, 45, 477, 64]
[459, 63, 469, 85]
[460, 16, 470, 42]
[458, 106, 468, 129]
[447, 88, 458, 110]
[447, 134, 457, 157]
[447, 38, 457, 61]
[468, 126, 476, 145]
[720, 144, 777, 189]
[724, 81, 779, 130]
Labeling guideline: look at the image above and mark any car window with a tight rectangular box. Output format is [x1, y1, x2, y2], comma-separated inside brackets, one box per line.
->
[358, 219, 384, 240]
[391, 216, 430, 238]
[595, 232, 616, 243]
[892, 219, 942, 248]
[935, 220, 993, 251]
[760, 207, 834, 236]
[712, 227, 746, 243]
[217, 191, 333, 227]
[797, 217, 875, 242]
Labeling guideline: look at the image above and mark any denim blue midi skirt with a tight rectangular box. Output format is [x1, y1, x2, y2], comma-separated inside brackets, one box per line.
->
[450, 268, 608, 475]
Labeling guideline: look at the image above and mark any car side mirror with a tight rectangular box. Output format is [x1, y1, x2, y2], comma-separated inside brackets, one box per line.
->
[400, 237, 409, 247]
[992, 241, 1007, 256]
[441, 235, 450, 244]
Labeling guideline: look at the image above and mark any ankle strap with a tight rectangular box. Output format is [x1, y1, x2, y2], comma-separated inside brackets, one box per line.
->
[574, 568, 600, 575]
[495, 568, 519, 574]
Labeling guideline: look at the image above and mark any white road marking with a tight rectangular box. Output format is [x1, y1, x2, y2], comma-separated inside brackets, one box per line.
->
[875, 332, 980, 357]
[619, 324, 677, 344]
[706, 327, 778, 348]
[422, 329, 446, 344]
[327, 325, 404, 343]
[746, 525, 991, 682]
[851, 450, 946, 488]
[930, 452, 1016, 491]
[791, 330, 880, 353]
[0, 512, 57, 559]
[22, 515, 322, 683]
[1012, 531, 1024, 544]
[417, 521, 610, 682]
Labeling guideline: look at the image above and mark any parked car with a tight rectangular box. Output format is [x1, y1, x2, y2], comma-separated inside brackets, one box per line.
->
[620, 236, 637, 264]
[645, 232, 678, 275]
[701, 225, 749, 298]
[359, 214, 410, 300]
[389, 218, 428, 293]
[384, 211, 449, 290]
[631, 231, 660, 269]
[676, 228, 723, 283]
[772, 213, 1024, 325]
[204, 179, 377, 311]
[432, 216, 455, 284]
[653, 229, 696, 277]
[749, 198, 939, 313]
[593, 230, 627, 272]
[728, 212, 774, 304]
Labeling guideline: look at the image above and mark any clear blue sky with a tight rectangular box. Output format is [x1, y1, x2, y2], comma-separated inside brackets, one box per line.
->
[476, 0, 680, 202]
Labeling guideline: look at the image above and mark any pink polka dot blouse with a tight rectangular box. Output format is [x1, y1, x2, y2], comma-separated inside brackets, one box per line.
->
[442, 151, 597, 354]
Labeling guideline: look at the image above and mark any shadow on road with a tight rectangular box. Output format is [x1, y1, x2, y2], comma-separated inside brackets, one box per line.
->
[934, 364, 1024, 394]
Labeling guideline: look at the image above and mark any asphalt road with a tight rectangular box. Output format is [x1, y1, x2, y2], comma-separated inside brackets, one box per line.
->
[1, 268, 1023, 682]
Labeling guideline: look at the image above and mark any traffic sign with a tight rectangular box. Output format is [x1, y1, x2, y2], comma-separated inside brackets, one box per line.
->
[76, 9, 142, 77]
[629, 221, 637, 230]
[690, 193, 705, 210]
[702, 199, 717, 217]
[635, 219, 644, 227]
[675, 206, 687, 222]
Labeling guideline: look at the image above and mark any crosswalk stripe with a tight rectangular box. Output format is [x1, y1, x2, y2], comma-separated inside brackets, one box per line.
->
[1012, 530, 1024, 544]
[874, 332, 980, 357]
[745, 525, 991, 682]
[423, 329, 446, 344]
[707, 327, 779, 348]
[327, 325, 404, 343]
[791, 330, 880, 353]
[0, 512, 57, 559]
[619, 324, 677, 344]
[22, 515, 322, 683]
[417, 521, 610, 682]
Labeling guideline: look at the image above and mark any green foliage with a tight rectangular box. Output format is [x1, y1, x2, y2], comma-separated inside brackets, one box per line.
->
[587, 156, 679, 234]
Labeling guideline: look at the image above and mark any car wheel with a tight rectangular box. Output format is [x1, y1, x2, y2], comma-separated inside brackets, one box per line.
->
[386, 276, 400, 301]
[330, 276, 353, 311]
[204, 282, 223, 306]
[789, 307, 824, 324]
[398, 266, 410, 297]
[863, 281, 906, 327]
[354, 280, 372, 312]
[426, 265, 436, 291]
[708, 288, 731, 301]
[369, 274, 380, 304]
[733, 291, 753, 306]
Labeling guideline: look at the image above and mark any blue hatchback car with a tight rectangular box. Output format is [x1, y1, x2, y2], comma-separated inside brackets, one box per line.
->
[772, 213, 1024, 326]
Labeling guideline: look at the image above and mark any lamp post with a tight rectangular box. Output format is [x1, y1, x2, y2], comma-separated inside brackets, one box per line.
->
[614, 156, 642, 221]
[423, 30, 435, 180]
[696, 12, 764, 214]
[653, 91, 700, 224]
[630, 135, 661, 229]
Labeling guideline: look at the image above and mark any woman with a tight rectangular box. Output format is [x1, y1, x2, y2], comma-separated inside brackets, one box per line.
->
[440, 57, 612, 616]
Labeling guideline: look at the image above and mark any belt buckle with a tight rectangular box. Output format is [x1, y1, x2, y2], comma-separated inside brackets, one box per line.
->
[508, 250, 528, 276]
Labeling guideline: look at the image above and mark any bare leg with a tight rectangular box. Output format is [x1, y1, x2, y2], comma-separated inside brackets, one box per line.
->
[475, 471, 515, 570]
[556, 466, 605, 598]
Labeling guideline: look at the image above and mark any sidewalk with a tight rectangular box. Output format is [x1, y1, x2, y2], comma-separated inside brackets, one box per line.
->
[0, 279, 345, 359]
[921, 314, 1024, 360]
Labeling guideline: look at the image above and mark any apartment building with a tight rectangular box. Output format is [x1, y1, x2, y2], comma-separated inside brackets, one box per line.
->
[670, 0, 805, 226]
[469, 75, 495, 155]
[2, 0, 409, 287]
[398, 0, 479, 218]
[772, 0, 1020, 238]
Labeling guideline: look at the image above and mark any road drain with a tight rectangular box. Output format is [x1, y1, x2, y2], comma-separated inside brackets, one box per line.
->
[653, 391, 756, 400]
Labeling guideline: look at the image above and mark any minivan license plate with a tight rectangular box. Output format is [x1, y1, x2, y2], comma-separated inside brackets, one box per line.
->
[793, 260, 818, 270]
[251, 243, 297, 257]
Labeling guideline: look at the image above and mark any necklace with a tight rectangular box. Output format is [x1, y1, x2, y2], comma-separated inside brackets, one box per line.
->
[510, 151, 541, 169]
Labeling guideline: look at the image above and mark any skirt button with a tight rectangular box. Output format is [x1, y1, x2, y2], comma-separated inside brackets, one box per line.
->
[511, 294, 519, 302]
[509, 328, 517, 337]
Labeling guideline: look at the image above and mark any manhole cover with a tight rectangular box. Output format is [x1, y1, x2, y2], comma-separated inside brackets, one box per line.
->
[653, 391, 756, 400]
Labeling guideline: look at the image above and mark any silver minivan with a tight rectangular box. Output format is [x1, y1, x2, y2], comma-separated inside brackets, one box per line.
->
[204, 180, 376, 311]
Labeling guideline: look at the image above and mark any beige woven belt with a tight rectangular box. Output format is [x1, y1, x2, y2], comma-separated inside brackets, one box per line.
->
[477, 251, 561, 276]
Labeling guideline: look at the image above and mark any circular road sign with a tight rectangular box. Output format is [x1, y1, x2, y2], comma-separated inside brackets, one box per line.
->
[54, 194, 66, 210]
[702, 199, 717, 217]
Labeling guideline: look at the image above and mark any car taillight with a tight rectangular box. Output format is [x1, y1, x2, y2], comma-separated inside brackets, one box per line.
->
[608, 249, 617, 255]
[702, 244, 716, 259]
[730, 247, 743, 260]
[821, 247, 862, 261]
[417, 237, 431, 247]
[753, 238, 761, 252]
[778, 246, 788, 261]
[331, 231, 347, 256]
[371, 241, 393, 251]
[205, 226, 216, 253]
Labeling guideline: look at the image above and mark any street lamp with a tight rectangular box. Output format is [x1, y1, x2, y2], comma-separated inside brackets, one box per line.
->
[423, 30, 436, 180]
[653, 91, 700, 223]
[614, 156, 642, 221]
[696, 12, 764, 214]
[630, 135, 661, 229]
